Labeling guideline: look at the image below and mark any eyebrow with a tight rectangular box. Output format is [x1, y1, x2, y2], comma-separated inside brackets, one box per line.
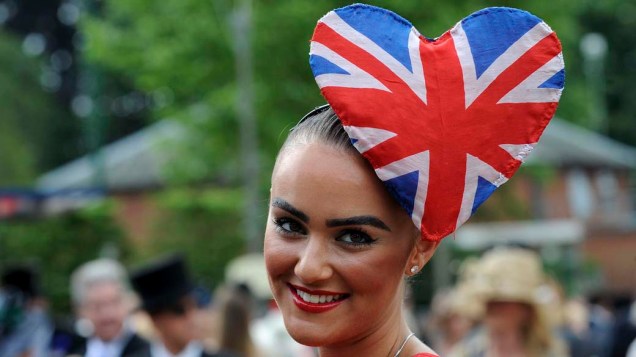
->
[271, 198, 309, 223]
[326, 216, 391, 232]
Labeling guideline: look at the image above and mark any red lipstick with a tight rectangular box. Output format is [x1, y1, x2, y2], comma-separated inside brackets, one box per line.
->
[288, 283, 349, 313]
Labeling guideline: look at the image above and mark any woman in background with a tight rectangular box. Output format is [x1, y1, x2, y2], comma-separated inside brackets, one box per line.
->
[449, 247, 568, 357]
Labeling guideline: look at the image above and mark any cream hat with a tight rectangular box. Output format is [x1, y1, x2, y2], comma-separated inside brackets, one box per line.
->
[473, 247, 557, 308]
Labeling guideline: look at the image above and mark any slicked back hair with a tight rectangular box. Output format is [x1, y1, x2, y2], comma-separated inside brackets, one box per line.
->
[279, 106, 357, 157]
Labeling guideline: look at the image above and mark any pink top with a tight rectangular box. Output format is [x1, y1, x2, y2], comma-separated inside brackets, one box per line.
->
[412, 354, 439, 357]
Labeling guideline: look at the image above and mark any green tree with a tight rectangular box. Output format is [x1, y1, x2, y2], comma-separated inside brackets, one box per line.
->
[77, 0, 634, 304]
[0, 202, 129, 313]
[0, 31, 72, 185]
[132, 188, 245, 288]
[81, 0, 611, 180]
[579, 0, 636, 145]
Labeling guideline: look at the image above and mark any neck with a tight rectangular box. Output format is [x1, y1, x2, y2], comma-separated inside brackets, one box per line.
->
[96, 327, 125, 344]
[487, 327, 526, 357]
[163, 338, 190, 355]
[318, 305, 410, 357]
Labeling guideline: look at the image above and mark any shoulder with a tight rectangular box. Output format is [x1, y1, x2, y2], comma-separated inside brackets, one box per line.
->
[124, 334, 150, 351]
[122, 334, 150, 357]
[49, 329, 86, 355]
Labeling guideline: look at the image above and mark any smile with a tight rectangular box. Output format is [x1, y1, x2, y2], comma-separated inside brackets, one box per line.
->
[287, 283, 349, 313]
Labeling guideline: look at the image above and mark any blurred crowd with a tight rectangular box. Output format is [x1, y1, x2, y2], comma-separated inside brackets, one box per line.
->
[1, 247, 635, 357]
[0, 255, 314, 357]
[418, 247, 636, 357]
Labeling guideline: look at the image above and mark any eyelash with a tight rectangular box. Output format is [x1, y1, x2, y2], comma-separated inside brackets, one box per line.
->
[272, 217, 306, 236]
[336, 228, 377, 248]
[271, 217, 377, 248]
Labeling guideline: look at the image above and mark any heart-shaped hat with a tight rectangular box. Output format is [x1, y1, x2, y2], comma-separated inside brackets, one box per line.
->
[309, 4, 564, 241]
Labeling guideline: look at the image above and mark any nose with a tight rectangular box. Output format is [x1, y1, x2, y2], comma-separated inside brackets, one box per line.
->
[294, 235, 333, 284]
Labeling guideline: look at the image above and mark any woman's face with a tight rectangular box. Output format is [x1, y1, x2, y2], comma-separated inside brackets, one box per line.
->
[264, 141, 425, 347]
[485, 301, 534, 333]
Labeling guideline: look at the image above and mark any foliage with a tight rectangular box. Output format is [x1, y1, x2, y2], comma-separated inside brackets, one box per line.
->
[0, 188, 245, 313]
[75, 0, 634, 304]
[80, 0, 619, 185]
[579, 0, 636, 145]
[0, 30, 73, 185]
[128, 188, 246, 289]
[0, 201, 130, 313]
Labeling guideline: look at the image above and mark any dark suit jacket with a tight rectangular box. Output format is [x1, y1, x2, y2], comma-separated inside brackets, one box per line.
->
[62, 332, 151, 356]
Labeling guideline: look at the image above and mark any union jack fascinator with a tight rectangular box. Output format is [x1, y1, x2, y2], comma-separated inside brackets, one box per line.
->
[309, 4, 564, 241]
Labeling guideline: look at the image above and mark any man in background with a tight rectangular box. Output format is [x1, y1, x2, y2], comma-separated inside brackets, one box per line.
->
[130, 255, 234, 357]
[57, 258, 150, 356]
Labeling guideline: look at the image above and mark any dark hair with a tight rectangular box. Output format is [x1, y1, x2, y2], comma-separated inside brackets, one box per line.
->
[280, 106, 357, 156]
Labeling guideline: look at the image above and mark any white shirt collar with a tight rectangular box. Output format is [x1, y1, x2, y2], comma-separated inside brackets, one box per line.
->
[151, 341, 203, 357]
[86, 331, 130, 357]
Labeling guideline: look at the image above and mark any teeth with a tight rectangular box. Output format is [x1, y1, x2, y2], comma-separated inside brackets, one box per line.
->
[296, 289, 343, 304]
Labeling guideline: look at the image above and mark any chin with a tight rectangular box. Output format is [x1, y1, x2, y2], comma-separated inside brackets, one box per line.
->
[282, 315, 346, 348]
[287, 327, 330, 347]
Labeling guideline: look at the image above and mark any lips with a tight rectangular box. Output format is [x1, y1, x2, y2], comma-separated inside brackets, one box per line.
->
[288, 283, 349, 313]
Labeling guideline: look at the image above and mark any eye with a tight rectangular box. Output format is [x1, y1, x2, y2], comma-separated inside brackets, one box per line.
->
[337, 229, 376, 246]
[272, 217, 306, 235]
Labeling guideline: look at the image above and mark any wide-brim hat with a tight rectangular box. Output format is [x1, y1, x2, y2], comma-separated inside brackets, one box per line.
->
[472, 247, 558, 311]
[130, 254, 194, 313]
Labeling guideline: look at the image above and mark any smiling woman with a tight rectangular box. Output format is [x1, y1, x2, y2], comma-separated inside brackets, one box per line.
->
[265, 107, 439, 357]
[263, 3, 564, 356]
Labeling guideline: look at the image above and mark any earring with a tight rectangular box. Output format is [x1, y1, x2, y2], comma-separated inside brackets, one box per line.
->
[410, 265, 419, 274]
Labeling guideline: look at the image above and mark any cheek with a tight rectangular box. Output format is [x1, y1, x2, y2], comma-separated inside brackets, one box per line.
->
[263, 225, 296, 282]
[345, 248, 406, 295]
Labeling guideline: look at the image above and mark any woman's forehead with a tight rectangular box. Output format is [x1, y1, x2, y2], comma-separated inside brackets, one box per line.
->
[271, 142, 406, 222]
[274, 142, 375, 191]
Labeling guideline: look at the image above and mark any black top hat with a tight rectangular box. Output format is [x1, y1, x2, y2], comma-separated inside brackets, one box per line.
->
[1, 265, 39, 298]
[130, 255, 194, 314]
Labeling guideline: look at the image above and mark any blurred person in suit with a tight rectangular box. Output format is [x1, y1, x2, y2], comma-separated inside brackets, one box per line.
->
[130, 255, 235, 357]
[608, 295, 636, 357]
[0, 265, 51, 357]
[57, 258, 150, 356]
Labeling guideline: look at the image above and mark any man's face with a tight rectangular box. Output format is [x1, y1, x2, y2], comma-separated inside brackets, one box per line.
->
[151, 297, 198, 353]
[80, 281, 129, 341]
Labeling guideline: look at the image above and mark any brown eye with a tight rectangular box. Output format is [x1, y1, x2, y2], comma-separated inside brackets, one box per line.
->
[337, 230, 375, 246]
[273, 217, 305, 235]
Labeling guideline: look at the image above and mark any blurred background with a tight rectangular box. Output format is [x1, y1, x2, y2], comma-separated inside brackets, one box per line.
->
[0, 0, 634, 356]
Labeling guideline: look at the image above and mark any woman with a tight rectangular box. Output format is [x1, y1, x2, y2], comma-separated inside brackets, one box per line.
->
[449, 247, 568, 357]
[265, 106, 439, 356]
[264, 3, 564, 357]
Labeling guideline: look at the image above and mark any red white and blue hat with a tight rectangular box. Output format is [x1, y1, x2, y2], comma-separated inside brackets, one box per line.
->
[308, 4, 564, 241]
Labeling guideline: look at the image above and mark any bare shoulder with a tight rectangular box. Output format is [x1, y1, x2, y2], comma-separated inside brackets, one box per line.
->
[405, 338, 438, 357]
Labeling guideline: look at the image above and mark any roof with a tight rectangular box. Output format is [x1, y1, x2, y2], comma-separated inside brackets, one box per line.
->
[36, 120, 185, 192]
[527, 118, 636, 168]
[36, 118, 636, 191]
[454, 219, 585, 250]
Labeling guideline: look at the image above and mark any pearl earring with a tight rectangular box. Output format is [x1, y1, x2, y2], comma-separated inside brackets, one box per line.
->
[410, 265, 419, 274]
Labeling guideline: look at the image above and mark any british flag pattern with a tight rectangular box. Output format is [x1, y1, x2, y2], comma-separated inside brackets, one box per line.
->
[309, 5, 564, 241]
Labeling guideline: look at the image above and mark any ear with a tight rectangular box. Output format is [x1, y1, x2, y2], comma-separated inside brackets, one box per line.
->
[405, 238, 440, 276]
